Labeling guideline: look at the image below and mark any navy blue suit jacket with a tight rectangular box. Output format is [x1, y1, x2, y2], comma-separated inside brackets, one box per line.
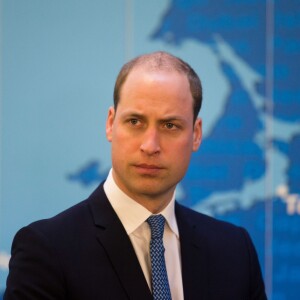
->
[5, 183, 267, 299]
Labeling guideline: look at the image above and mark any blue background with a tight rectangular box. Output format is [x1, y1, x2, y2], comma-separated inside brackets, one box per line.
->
[1, 1, 300, 299]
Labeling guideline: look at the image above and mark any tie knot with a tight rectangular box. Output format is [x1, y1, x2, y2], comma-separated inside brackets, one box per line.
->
[147, 214, 166, 240]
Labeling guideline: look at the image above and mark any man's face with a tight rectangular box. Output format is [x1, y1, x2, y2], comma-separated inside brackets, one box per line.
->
[106, 67, 202, 211]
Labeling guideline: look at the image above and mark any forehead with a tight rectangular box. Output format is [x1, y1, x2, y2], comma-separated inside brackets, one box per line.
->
[117, 67, 194, 116]
[120, 67, 191, 98]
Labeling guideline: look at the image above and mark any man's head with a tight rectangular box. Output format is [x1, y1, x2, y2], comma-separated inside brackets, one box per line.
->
[113, 51, 202, 122]
[106, 51, 202, 213]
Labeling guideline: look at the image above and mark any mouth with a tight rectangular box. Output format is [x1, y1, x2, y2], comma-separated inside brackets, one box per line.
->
[133, 164, 164, 175]
[135, 164, 163, 169]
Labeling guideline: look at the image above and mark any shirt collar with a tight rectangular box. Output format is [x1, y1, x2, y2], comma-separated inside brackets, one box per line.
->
[103, 169, 179, 237]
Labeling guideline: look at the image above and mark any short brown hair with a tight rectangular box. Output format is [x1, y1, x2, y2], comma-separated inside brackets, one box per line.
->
[113, 51, 202, 122]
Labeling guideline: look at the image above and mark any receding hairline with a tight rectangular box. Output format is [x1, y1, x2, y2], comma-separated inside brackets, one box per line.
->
[124, 51, 193, 74]
[113, 51, 203, 121]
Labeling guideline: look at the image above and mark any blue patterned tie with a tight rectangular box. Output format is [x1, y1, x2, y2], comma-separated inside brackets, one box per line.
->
[147, 215, 172, 300]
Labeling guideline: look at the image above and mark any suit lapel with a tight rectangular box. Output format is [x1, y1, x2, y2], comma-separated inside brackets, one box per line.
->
[88, 184, 152, 300]
[176, 203, 209, 300]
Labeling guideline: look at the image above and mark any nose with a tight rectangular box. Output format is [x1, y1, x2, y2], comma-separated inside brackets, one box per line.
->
[140, 129, 161, 155]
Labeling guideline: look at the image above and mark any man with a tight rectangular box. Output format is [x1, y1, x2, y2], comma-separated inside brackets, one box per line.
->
[5, 51, 267, 299]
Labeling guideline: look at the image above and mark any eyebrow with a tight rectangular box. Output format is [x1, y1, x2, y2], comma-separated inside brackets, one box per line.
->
[159, 117, 188, 125]
[121, 111, 188, 124]
[120, 112, 146, 120]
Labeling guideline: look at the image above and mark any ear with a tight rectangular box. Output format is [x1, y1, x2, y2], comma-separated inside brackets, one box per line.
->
[192, 118, 202, 152]
[106, 107, 115, 142]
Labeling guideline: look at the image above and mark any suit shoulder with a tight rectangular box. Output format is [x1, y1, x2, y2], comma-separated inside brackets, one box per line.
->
[26, 182, 106, 234]
[12, 199, 91, 249]
[176, 203, 246, 236]
[30, 198, 89, 228]
[175, 203, 257, 261]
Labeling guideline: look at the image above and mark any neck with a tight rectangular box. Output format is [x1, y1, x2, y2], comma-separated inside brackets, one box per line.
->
[131, 195, 173, 214]
[110, 169, 175, 214]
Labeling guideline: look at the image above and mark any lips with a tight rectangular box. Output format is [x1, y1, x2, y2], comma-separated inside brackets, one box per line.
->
[135, 164, 163, 169]
[133, 163, 164, 175]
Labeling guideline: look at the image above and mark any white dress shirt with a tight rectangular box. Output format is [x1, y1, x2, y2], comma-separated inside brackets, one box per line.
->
[104, 169, 184, 300]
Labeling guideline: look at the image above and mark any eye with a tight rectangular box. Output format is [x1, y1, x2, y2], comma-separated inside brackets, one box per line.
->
[165, 122, 176, 129]
[129, 119, 140, 126]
